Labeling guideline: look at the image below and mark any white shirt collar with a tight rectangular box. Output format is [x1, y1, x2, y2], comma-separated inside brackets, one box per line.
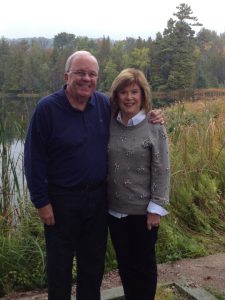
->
[117, 109, 146, 126]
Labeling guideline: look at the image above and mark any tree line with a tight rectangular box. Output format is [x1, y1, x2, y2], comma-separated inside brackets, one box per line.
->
[1, 3, 225, 95]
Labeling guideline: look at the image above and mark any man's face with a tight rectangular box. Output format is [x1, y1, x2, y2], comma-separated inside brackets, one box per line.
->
[65, 55, 98, 101]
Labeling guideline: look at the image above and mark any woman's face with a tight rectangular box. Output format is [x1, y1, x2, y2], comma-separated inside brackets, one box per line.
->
[118, 83, 143, 120]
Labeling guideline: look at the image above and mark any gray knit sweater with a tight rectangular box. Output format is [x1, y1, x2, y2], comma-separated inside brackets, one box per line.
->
[107, 117, 170, 215]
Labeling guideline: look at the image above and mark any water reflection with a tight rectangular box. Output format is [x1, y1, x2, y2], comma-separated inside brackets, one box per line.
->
[10, 139, 25, 184]
[0, 96, 37, 208]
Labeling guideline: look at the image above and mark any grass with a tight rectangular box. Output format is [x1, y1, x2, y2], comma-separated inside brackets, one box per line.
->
[156, 97, 225, 262]
[207, 288, 225, 300]
[156, 284, 193, 300]
[111, 284, 194, 300]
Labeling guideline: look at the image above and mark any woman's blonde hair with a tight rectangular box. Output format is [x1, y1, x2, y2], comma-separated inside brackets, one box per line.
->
[110, 68, 152, 116]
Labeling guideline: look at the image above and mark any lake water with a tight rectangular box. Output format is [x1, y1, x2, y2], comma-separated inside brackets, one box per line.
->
[0, 96, 37, 207]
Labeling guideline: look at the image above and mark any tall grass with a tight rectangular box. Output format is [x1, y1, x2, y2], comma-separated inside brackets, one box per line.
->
[156, 98, 225, 262]
[0, 97, 225, 296]
[0, 98, 46, 296]
[0, 208, 46, 295]
[0, 98, 29, 224]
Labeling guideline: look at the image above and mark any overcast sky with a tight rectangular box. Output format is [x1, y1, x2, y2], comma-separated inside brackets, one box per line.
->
[1, 0, 225, 40]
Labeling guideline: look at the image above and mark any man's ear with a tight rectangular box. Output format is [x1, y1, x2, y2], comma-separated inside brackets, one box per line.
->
[64, 73, 68, 82]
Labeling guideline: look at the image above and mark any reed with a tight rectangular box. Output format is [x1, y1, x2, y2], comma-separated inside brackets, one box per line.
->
[0, 113, 28, 225]
[0, 98, 46, 295]
[156, 98, 225, 262]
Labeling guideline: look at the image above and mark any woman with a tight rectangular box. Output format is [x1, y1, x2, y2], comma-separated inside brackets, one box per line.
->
[107, 68, 170, 300]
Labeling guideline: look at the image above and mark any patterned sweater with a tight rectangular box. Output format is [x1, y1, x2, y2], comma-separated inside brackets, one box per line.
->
[107, 117, 170, 215]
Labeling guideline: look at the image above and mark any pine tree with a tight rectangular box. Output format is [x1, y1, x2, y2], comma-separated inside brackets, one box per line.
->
[152, 3, 202, 90]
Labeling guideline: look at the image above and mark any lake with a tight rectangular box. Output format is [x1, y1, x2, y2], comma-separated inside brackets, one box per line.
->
[0, 96, 38, 209]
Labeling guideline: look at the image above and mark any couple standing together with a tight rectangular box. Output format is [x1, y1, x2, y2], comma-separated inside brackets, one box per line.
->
[24, 50, 170, 300]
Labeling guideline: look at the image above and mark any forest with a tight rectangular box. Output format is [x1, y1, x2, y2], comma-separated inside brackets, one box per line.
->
[0, 3, 225, 95]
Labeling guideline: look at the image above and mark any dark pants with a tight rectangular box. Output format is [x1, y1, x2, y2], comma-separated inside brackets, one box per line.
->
[44, 184, 108, 300]
[109, 214, 158, 300]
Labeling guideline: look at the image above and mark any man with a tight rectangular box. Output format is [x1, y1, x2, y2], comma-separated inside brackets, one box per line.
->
[24, 50, 163, 300]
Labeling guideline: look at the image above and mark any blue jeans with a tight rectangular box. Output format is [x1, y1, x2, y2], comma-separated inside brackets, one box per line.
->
[109, 214, 158, 300]
[44, 183, 108, 300]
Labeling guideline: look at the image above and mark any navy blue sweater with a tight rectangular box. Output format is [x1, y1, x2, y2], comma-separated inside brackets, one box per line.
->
[24, 86, 111, 208]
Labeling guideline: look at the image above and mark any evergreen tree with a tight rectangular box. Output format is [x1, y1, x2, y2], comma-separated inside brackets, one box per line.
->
[195, 29, 225, 87]
[49, 32, 76, 90]
[0, 38, 10, 91]
[152, 3, 202, 90]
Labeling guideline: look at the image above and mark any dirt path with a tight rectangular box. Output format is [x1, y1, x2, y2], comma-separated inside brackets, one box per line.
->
[1, 252, 225, 299]
[157, 252, 225, 295]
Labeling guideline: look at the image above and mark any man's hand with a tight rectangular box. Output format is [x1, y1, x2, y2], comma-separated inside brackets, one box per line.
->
[147, 213, 161, 230]
[38, 203, 55, 226]
[148, 109, 164, 124]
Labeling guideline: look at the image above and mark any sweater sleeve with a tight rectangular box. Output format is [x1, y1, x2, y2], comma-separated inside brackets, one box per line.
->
[24, 103, 50, 208]
[150, 124, 170, 207]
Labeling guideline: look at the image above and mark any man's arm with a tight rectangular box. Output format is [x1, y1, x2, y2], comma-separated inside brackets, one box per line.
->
[24, 103, 52, 215]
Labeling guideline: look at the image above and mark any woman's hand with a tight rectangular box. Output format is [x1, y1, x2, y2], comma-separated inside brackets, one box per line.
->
[147, 213, 161, 230]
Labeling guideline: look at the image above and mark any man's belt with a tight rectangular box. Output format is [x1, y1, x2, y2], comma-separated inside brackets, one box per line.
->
[49, 180, 106, 192]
